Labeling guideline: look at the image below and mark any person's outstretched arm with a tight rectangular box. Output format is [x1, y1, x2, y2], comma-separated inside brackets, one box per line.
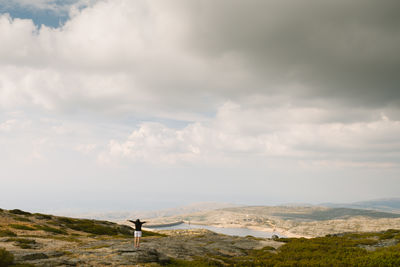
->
[127, 220, 136, 229]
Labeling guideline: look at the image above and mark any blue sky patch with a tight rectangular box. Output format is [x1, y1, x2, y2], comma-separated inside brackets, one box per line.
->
[0, 6, 67, 27]
[0, 0, 88, 28]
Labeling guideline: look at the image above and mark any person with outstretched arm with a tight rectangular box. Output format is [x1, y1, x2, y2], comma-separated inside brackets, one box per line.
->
[128, 219, 146, 248]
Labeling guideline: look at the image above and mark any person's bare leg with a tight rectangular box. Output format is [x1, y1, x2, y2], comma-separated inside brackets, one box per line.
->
[137, 237, 141, 248]
[134, 237, 137, 248]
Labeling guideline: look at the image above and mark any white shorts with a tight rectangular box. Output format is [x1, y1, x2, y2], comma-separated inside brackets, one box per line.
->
[134, 231, 142, 237]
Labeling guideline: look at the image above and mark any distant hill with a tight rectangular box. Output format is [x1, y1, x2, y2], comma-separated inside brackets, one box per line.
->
[148, 205, 400, 238]
[322, 198, 400, 213]
[220, 206, 400, 221]
[272, 207, 400, 221]
[55, 202, 239, 222]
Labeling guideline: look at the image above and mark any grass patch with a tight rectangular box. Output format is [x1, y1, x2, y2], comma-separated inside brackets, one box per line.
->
[35, 225, 68, 235]
[64, 220, 119, 235]
[0, 229, 17, 237]
[34, 213, 53, 220]
[57, 217, 76, 224]
[177, 231, 400, 266]
[343, 232, 379, 239]
[379, 229, 400, 240]
[70, 233, 82, 236]
[86, 244, 111, 250]
[0, 248, 14, 266]
[58, 217, 132, 236]
[9, 209, 32, 216]
[260, 246, 276, 251]
[9, 224, 36, 231]
[20, 234, 82, 243]
[6, 238, 36, 249]
[275, 237, 298, 243]
[13, 217, 32, 222]
[6, 238, 36, 244]
[166, 258, 220, 267]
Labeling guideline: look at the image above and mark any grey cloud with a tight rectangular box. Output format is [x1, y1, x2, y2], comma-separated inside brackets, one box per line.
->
[2, 0, 400, 118]
[172, 0, 400, 107]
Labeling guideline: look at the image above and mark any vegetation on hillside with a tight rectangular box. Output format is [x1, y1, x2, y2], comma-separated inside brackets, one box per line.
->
[0, 208, 166, 266]
[0, 248, 14, 266]
[167, 229, 400, 266]
[0, 208, 163, 238]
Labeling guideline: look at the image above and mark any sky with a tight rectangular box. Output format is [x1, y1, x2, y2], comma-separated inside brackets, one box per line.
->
[1, 0, 400, 213]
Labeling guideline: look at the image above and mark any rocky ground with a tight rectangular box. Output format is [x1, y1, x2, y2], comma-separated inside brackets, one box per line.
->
[2, 230, 282, 266]
[0, 208, 282, 266]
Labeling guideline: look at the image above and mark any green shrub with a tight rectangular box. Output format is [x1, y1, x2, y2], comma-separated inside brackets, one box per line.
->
[379, 229, 400, 240]
[166, 258, 221, 266]
[6, 238, 36, 249]
[0, 248, 14, 266]
[35, 225, 67, 235]
[66, 220, 119, 235]
[0, 229, 17, 237]
[14, 238, 36, 245]
[6, 238, 35, 243]
[57, 217, 76, 224]
[275, 237, 298, 243]
[58, 217, 138, 236]
[47, 221, 62, 227]
[9, 224, 36, 231]
[9, 209, 31, 216]
[33, 213, 52, 220]
[13, 217, 31, 222]
[170, 231, 400, 266]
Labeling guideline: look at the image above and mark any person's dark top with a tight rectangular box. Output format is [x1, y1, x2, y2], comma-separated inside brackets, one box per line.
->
[128, 220, 146, 231]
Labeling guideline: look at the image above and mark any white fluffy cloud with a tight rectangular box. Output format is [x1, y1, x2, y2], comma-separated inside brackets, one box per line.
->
[0, 1, 244, 116]
[101, 102, 400, 168]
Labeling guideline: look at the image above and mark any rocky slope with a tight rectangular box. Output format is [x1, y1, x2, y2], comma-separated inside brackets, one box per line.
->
[0, 208, 282, 266]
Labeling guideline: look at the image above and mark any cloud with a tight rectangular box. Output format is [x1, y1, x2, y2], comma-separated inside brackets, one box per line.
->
[101, 102, 400, 168]
[2, 0, 399, 119]
[172, 0, 400, 107]
[1, 0, 400, 168]
[1, 0, 400, 208]
[0, 1, 226, 116]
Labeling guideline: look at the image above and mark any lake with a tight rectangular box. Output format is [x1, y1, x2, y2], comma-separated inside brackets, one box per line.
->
[148, 223, 283, 238]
